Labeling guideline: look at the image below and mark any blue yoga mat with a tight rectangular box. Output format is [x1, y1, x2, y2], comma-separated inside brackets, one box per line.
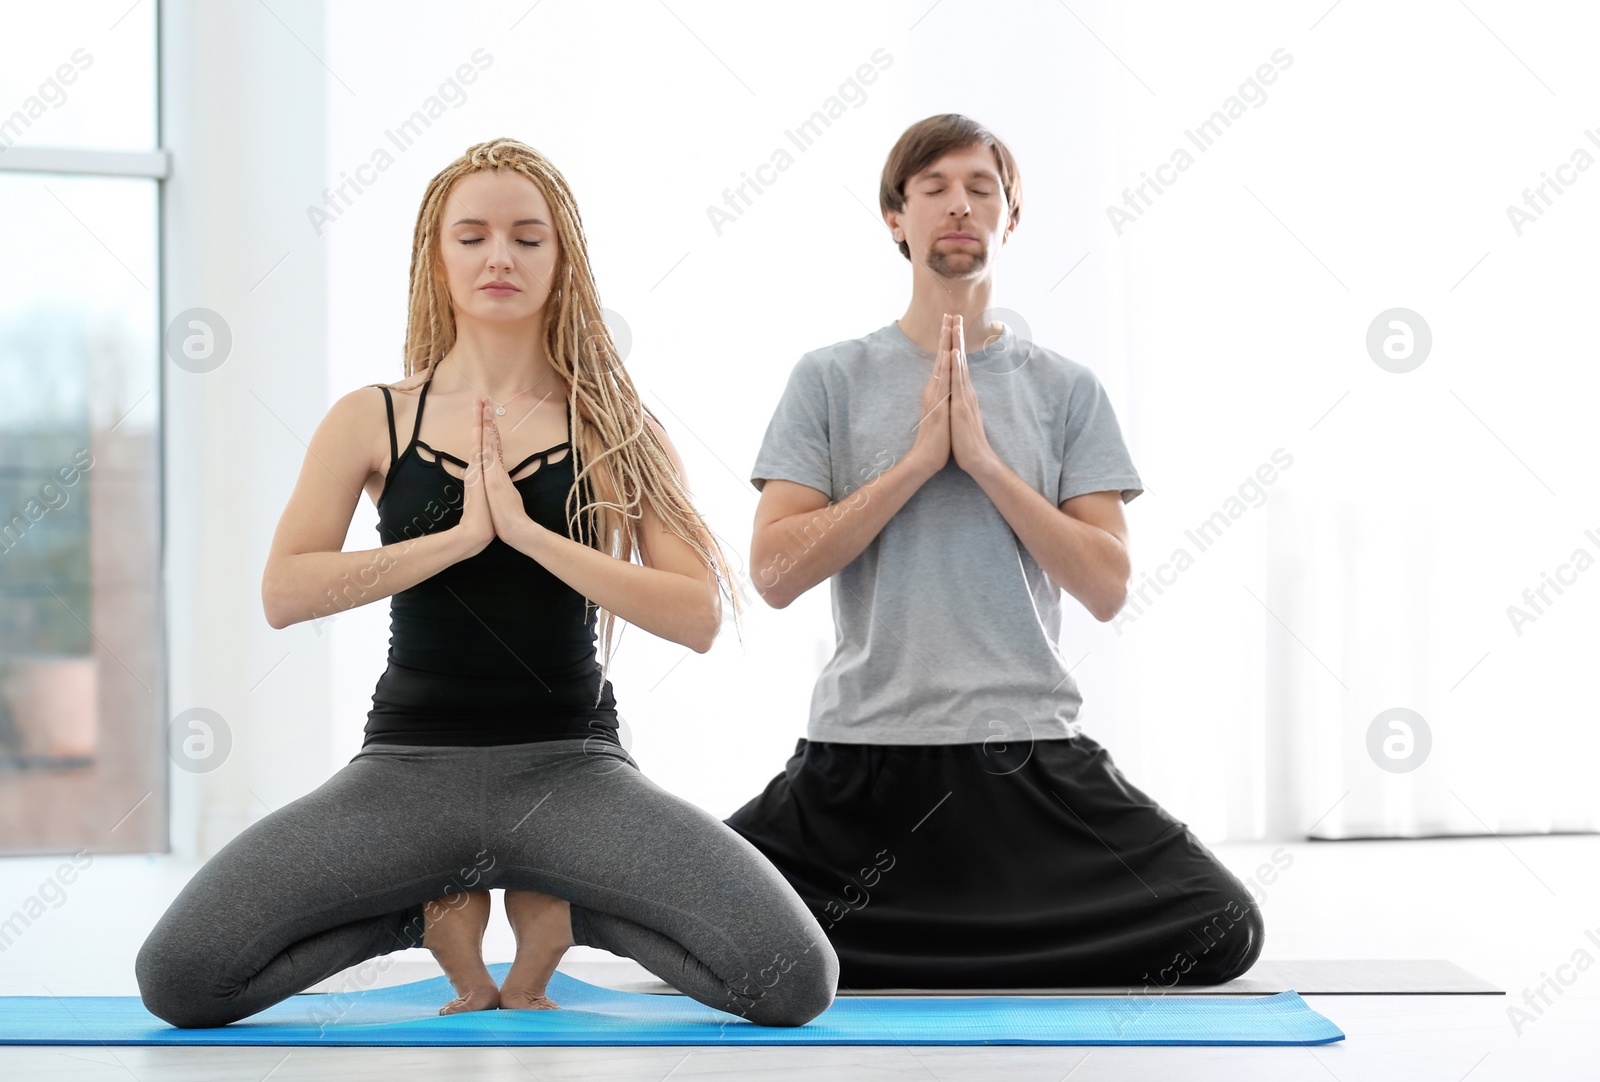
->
[0, 963, 1343, 1046]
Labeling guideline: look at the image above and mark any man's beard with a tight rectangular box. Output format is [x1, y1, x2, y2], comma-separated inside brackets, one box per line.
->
[925, 243, 988, 279]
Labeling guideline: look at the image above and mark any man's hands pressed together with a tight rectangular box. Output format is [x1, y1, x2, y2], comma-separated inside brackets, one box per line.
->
[946, 313, 1002, 478]
[905, 311, 1132, 621]
[909, 312, 1002, 483]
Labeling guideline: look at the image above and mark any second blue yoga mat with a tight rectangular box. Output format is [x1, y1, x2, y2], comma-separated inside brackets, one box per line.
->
[0, 963, 1344, 1046]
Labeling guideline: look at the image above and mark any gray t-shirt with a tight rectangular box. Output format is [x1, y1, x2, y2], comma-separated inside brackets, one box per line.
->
[751, 320, 1144, 745]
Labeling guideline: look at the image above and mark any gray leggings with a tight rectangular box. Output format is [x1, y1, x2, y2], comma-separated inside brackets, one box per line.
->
[135, 738, 838, 1028]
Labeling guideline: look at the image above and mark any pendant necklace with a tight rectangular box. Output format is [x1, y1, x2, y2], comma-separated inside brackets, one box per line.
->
[487, 380, 545, 417]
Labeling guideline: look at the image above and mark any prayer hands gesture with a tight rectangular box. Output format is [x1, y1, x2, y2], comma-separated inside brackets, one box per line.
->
[910, 312, 998, 478]
[457, 397, 532, 551]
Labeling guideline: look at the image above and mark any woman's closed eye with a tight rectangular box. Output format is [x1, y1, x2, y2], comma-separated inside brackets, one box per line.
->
[460, 238, 542, 247]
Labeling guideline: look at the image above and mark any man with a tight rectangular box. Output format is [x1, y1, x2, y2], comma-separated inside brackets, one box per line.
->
[723, 114, 1264, 990]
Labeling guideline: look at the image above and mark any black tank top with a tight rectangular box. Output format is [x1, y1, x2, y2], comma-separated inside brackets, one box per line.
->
[362, 372, 620, 748]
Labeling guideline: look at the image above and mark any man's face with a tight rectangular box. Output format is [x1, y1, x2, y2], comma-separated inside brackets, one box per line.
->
[890, 143, 1011, 278]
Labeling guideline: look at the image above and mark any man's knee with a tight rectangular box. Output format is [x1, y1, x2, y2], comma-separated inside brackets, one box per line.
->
[1184, 894, 1266, 985]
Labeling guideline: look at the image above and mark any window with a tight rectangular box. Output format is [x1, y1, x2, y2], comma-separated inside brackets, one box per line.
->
[0, 2, 165, 854]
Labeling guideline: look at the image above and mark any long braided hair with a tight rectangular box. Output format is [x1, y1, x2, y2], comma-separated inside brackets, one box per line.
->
[400, 137, 743, 682]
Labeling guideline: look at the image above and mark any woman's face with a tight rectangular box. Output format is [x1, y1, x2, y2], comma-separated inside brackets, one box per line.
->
[436, 168, 561, 325]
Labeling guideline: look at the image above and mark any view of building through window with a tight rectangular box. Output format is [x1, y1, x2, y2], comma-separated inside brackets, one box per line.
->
[0, 5, 162, 855]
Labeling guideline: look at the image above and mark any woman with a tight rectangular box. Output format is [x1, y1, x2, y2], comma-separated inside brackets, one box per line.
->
[134, 138, 838, 1028]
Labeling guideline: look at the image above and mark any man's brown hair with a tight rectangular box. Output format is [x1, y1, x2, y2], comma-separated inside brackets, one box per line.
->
[878, 114, 1023, 261]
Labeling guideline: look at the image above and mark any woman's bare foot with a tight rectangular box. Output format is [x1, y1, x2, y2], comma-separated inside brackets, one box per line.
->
[438, 984, 500, 1015]
[421, 888, 500, 1015]
[498, 888, 576, 1010]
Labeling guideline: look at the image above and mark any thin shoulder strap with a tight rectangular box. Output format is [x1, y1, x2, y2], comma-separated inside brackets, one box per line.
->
[411, 370, 434, 447]
[378, 386, 398, 468]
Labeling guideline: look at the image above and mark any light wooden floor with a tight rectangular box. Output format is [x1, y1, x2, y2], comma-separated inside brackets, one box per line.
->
[2, 836, 1597, 1079]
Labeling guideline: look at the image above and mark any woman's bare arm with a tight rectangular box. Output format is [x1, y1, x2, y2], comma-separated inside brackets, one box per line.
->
[261, 387, 485, 630]
[500, 418, 722, 653]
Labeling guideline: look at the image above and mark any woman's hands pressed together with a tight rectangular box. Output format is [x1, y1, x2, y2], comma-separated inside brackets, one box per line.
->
[456, 396, 498, 553]
[478, 399, 534, 539]
[458, 396, 534, 552]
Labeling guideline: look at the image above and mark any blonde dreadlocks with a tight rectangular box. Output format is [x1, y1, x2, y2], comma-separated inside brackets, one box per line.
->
[399, 137, 744, 687]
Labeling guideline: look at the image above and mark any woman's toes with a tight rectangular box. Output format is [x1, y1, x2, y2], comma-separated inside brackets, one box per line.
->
[439, 985, 501, 1015]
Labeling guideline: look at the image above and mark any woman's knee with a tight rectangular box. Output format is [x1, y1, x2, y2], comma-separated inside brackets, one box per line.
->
[134, 928, 238, 1029]
[730, 942, 840, 1027]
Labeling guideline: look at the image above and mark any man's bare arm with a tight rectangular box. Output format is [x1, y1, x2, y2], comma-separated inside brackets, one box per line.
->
[965, 457, 1132, 621]
[750, 455, 938, 609]
[754, 318, 959, 608]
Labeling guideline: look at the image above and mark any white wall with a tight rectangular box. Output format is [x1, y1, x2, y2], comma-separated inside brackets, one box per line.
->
[163, 0, 1600, 855]
[1099, 2, 1600, 840]
[162, 0, 329, 857]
